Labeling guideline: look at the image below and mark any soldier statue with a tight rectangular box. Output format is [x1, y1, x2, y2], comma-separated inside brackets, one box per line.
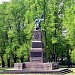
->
[35, 13, 44, 30]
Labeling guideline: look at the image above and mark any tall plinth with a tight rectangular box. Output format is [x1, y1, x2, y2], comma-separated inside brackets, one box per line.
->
[14, 29, 59, 70]
[30, 29, 46, 63]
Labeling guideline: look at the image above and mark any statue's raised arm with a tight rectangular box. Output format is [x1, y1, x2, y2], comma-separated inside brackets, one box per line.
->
[35, 13, 44, 30]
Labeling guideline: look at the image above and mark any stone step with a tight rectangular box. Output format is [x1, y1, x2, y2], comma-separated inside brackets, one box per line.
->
[0, 68, 72, 74]
[60, 69, 72, 74]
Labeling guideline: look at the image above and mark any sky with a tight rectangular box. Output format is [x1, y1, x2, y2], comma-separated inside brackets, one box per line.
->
[0, 0, 10, 3]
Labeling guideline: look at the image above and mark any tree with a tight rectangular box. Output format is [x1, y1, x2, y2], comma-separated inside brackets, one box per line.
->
[63, 0, 75, 67]
[0, 0, 73, 67]
[0, 2, 9, 67]
[4, 0, 32, 64]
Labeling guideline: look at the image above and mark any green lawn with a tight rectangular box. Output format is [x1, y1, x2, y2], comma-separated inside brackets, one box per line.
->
[65, 68, 75, 75]
[0, 74, 62, 75]
[0, 67, 13, 71]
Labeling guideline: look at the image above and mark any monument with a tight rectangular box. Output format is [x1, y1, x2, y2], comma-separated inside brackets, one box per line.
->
[14, 13, 59, 70]
[2, 13, 71, 74]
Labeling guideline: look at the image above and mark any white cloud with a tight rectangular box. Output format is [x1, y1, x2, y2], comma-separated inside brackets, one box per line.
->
[0, 0, 10, 4]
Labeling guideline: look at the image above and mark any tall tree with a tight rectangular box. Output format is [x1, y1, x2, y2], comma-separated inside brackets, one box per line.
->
[0, 2, 9, 67]
[63, 0, 75, 67]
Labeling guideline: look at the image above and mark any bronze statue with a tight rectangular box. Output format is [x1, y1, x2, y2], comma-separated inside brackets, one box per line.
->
[35, 13, 44, 30]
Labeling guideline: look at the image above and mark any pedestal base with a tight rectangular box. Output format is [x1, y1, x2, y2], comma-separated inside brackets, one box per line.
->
[14, 63, 23, 70]
[14, 62, 59, 70]
[2, 68, 72, 74]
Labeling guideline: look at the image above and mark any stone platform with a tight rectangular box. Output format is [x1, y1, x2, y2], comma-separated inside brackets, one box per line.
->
[14, 62, 59, 70]
[1, 68, 72, 74]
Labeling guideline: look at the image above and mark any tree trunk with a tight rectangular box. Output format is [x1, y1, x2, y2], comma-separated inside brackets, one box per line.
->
[2, 60, 5, 67]
[54, 43, 57, 62]
[67, 54, 70, 68]
[14, 57, 17, 63]
[44, 31, 47, 46]
[7, 58, 10, 67]
[67, 49, 70, 68]
[21, 56, 24, 63]
[67, 44, 70, 68]
[61, 53, 64, 65]
[61, 49, 63, 65]
[1, 55, 5, 67]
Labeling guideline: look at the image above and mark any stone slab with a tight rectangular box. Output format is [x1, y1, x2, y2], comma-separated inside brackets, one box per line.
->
[22, 62, 59, 70]
[32, 41, 43, 48]
[14, 63, 23, 70]
[52, 62, 59, 69]
[2, 68, 72, 74]
[30, 48, 44, 62]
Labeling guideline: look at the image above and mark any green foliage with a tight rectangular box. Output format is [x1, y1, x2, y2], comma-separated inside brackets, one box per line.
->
[51, 37, 58, 44]
[63, 0, 75, 62]
[0, 0, 75, 66]
[71, 49, 75, 63]
[17, 43, 30, 60]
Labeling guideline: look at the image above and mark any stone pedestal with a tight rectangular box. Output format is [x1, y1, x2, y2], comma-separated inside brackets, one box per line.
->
[14, 29, 59, 70]
[14, 63, 23, 70]
[30, 29, 46, 63]
[23, 62, 59, 70]
[30, 48, 45, 63]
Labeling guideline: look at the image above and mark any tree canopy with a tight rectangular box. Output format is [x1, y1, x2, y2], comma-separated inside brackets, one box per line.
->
[0, 0, 75, 67]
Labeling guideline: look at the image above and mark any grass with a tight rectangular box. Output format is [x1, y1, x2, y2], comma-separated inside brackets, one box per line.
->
[64, 68, 75, 75]
[0, 67, 13, 71]
[0, 74, 62, 75]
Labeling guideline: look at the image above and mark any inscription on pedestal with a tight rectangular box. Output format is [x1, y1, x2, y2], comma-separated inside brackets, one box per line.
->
[30, 52, 42, 57]
[32, 41, 43, 48]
